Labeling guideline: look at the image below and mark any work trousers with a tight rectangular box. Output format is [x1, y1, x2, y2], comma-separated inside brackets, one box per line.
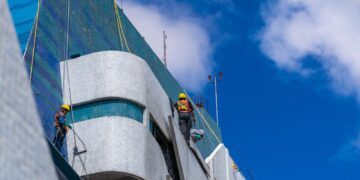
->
[179, 112, 193, 142]
[53, 124, 67, 152]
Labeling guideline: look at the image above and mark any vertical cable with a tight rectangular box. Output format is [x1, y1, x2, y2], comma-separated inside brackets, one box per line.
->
[117, 9, 131, 53]
[114, 0, 131, 53]
[114, 0, 124, 50]
[63, 0, 77, 148]
[183, 90, 222, 144]
[29, 0, 41, 82]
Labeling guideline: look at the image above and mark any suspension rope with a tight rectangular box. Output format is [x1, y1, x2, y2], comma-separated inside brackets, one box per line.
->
[62, 61, 66, 95]
[184, 91, 222, 144]
[113, 0, 124, 51]
[63, 19, 90, 180]
[29, 0, 41, 82]
[65, 0, 70, 60]
[61, 0, 77, 149]
[62, 1, 89, 178]
[65, 61, 77, 143]
[196, 108, 217, 148]
[114, 0, 131, 53]
[118, 10, 131, 53]
[196, 108, 217, 149]
[65, 54, 90, 180]
[62, 0, 70, 95]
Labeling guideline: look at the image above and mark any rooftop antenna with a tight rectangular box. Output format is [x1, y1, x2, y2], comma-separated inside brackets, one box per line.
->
[163, 30, 167, 67]
[208, 72, 223, 126]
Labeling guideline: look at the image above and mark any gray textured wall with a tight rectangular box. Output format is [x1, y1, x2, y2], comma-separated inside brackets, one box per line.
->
[62, 51, 211, 179]
[0, 1, 57, 179]
[171, 115, 209, 180]
[67, 117, 169, 179]
[62, 51, 172, 179]
[61, 51, 173, 139]
[62, 50, 245, 180]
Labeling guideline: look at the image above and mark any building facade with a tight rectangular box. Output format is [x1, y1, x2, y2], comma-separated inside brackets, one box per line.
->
[6, 0, 246, 179]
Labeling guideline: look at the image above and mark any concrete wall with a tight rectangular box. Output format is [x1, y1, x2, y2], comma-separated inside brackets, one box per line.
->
[171, 115, 209, 180]
[62, 51, 209, 179]
[66, 117, 168, 180]
[0, 1, 57, 179]
[61, 51, 173, 139]
[205, 144, 246, 180]
[62, 51, 172, 179]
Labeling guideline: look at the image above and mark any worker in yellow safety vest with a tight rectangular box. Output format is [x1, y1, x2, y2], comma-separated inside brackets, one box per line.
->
[174, 93, 195, 144]
[52, 104, 72, 152]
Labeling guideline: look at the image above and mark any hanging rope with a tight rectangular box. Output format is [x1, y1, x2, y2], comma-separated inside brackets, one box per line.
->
[114, 0, 131, 53]
[196, 108, 217, 148]
[29, 0, 41, 82]
[62, 0, 70, 96]
[196, 108, 218, 149]
[62, 0, 77, 151]
[118, 10, 131, 53]
[65, 62, 77, 145]
[61, 1, 89, 178]
[113, 0, 124, 51]
[183, 91, 222, 144]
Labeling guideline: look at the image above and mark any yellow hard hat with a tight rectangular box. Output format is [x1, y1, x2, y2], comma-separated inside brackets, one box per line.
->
[178, 93, 187, 99]
[61, 104, 71, 111]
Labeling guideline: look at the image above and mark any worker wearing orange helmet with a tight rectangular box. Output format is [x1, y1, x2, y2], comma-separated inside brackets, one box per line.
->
[174, 93, 195, 144]
[53, 104, 72, 152]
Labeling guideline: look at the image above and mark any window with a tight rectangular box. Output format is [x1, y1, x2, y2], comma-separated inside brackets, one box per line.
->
[69, 99, 144, 123]
[148, 116, 180, 180]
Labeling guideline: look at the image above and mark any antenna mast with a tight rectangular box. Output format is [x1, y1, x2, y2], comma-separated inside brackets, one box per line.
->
[163, 31, 167, 67]
[208, 72, 223, 126]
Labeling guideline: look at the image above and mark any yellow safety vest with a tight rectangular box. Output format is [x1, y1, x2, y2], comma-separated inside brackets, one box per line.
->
[177, 100, 191, 113]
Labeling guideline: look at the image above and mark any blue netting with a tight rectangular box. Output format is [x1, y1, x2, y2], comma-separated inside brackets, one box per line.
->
[69, 99, 144, 123]
[22, 0, 222, 158]
[23, 0, 65, 153]
[8, 0, 38, 52]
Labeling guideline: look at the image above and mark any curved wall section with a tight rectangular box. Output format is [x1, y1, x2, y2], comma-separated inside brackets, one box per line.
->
[61, 51, 172, 138]
[66, 117, 168, 180]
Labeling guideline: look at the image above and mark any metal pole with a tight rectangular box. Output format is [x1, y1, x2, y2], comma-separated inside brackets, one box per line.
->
[214, 76, 219, 125]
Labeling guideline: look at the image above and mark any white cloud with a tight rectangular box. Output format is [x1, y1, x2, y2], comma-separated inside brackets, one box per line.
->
[259, 0, 360, 158]
[260, 0, 360, 97]
[120, 1, 214, 92]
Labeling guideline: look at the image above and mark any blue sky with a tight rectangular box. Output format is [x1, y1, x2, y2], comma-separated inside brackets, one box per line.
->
[128, 0, 360, 179]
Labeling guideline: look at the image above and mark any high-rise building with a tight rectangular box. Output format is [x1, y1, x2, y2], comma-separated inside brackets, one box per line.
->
[4, 0, 246, 179]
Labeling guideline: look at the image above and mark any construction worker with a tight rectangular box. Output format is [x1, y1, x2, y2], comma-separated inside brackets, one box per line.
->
[174, 93, 195, 144]
[53, 104, 72, 152]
